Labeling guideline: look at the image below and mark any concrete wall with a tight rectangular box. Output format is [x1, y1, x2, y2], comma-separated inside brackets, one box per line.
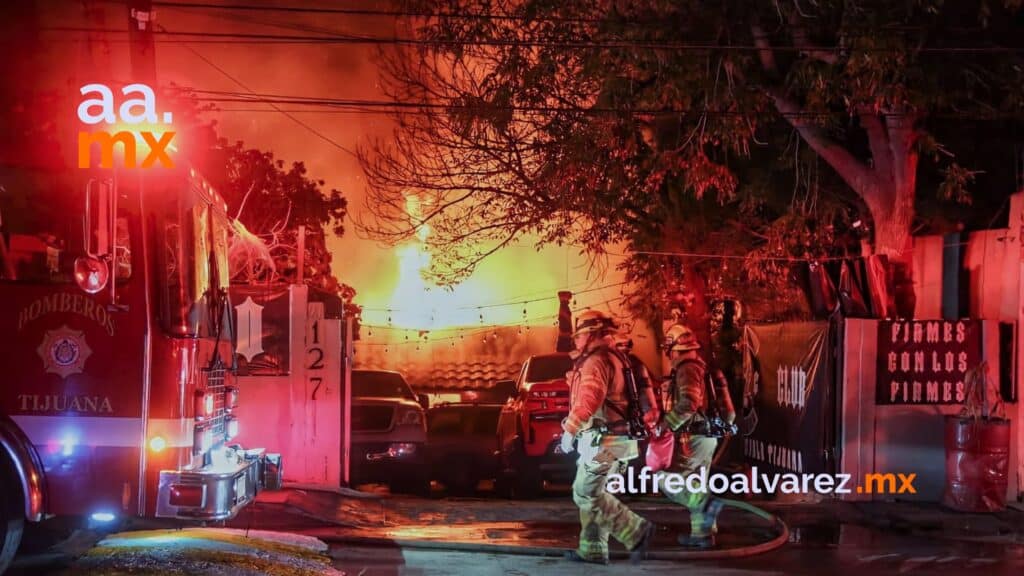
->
[840, 319, 1019, 502]
[231, 285, 344, 486]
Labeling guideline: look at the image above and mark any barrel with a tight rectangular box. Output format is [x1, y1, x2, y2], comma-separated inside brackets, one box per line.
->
[943, 415, 1010, 512]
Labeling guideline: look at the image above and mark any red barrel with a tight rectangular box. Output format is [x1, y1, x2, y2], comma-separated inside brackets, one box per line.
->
[943, 415, 1010, 512]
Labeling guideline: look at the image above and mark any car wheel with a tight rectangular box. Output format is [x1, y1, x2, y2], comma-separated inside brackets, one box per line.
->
[443, 459, 479, 496]
[512, 467, 544, 499]
[389, 475, 432, 498]
[0, 457, 25, 574]
[507, 445, 545, 499]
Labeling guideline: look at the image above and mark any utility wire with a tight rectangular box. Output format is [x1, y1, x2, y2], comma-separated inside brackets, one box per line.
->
[172, 88, 1024, 120]
[41, 27, 1024, 53]
[148, 0, 625, 24]
[158, 24, 358, 158]
[87, 1, 1024, 34]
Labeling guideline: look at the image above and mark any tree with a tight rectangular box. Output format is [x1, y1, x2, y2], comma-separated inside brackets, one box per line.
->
[359, 0, 1023, 331]
[171, 96, 358, 311]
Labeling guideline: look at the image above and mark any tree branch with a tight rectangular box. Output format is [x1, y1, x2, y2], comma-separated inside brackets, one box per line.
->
[786, 8, 838, 65]
[768, 89, 878, 197]
[750, 23, 778, 75]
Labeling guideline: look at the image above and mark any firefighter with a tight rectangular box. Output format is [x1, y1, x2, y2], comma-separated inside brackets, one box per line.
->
[613, 334, 661, 429]
[658, 323, 733, 549]
[561, 310, 656, 565]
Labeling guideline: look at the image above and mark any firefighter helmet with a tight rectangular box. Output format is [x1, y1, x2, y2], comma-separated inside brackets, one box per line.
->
[573, 310, 617, 337]
[664, 323, 700, 353]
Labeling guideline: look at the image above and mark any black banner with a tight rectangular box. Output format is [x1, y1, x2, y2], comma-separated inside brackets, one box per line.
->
[742, 322, 833, 475]
[875, 319, 982, 405]
[229, 285, 292, 376]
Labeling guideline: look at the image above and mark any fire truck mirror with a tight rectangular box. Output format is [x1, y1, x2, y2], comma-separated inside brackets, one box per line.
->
[74, 255, 109, 294]
[84, 179, 114, 259]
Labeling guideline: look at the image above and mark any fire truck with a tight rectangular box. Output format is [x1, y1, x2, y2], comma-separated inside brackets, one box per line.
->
[0, 162, 282, 572]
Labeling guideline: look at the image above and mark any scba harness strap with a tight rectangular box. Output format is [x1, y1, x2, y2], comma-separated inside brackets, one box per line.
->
[668, 358, 739, 438]
[579, 346, 650, 440]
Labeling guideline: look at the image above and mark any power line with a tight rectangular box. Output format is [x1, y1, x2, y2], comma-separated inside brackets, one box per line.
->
[147, 0, 620, 25]
[158, 24, 358, 158]
[41, 26, 1024, 53]
[173, 88, 1024, 120]
[200, 104, 1024, 121]
[178, 87, 827, 116]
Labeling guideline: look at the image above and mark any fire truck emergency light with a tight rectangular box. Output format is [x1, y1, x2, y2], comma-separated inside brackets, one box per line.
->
[148, 435, 167, 453]
[194, 427, 214, 455]
[193, 390, 215, 419]
[225, 386, 239, 411]
[226, 416, 239, 441]
[91, 512, 116, 523]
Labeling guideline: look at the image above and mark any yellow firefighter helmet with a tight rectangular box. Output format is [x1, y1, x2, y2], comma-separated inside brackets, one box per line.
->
[573, 309, 617, 338]
[664, 323, 700, 353]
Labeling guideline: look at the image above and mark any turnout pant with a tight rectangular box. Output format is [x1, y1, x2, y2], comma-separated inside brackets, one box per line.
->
[572, 458, 650, 562]
[655, 434, 719, 537]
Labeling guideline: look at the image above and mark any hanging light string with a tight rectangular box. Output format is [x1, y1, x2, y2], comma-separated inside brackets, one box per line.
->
[359, 280, 629, 313]
[360, 292, 624, 330]
[357, 296, 625, 347]
[624, 250, 855, 262]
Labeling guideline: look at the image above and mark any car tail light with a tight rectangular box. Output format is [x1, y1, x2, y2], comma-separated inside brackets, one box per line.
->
[225, 386, 239, 411]
[194, 390, 214, 420]
[529, 390, 564, 399]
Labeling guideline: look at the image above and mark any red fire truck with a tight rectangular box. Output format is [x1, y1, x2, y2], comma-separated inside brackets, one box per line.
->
[0, 162, 282, 572]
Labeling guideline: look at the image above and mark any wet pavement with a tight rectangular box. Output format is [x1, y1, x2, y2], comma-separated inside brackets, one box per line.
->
[233, 488, 1024, 574]
[10, 488, 1024, 575]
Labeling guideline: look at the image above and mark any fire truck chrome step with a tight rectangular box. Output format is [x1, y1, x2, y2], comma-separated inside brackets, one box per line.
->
[155, 450, 282, 521]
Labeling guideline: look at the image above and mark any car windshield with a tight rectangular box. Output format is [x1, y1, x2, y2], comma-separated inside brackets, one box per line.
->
[525, 355, 573, 383]
[352, 371, 415, 400]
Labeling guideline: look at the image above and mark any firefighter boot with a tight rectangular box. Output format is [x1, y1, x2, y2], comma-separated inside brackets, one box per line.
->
[677, 498, 724, 549]
[564, 551, 609, 565]
[629, 521, 657, 564]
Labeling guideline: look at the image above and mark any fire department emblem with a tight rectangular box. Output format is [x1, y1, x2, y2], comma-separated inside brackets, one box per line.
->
[37, 325, 92, 379]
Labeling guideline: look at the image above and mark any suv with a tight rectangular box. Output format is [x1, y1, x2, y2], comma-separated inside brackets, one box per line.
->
[426, 401, 502, 494]
[349, 369, 430, 495]
[496, 353, 576, 497]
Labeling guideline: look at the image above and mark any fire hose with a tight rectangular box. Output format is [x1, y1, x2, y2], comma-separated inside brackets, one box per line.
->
[308, 493, 789, 561]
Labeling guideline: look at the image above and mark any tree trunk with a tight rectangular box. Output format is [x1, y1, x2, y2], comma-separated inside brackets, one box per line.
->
[867, 183, 917, 319]
[659, 232, 713, 353]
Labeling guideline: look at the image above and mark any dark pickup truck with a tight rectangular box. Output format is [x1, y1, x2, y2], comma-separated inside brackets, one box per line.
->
[349, 369, 430, 495]
[426, 402, 503, 494]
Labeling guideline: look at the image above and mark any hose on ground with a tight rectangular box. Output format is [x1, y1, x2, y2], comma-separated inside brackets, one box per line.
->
[321, 497, 789, 561]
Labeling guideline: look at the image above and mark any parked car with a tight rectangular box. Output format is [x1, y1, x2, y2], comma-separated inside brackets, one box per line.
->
[349, 369, 430, 495]
[426, 401, 502, 494]
[496, 353, 576, 497]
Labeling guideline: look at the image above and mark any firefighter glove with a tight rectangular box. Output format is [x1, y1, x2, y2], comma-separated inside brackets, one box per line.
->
[560, 430, 576, 454]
